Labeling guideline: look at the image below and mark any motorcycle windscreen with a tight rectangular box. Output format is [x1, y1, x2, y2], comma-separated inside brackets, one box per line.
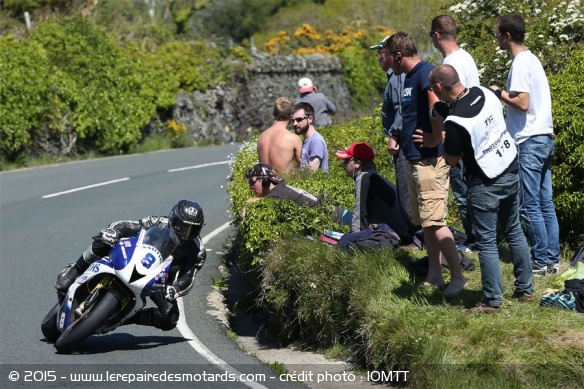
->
[142, 227, 178, 258]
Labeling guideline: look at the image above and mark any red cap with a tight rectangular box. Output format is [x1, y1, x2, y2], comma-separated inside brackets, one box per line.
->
[335, 142, 374, 161]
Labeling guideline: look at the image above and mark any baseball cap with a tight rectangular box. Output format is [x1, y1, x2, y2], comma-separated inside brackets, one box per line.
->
[298, 77, 314, 93]
[370, 35, 390, 51]
[335, 142, 375, 161]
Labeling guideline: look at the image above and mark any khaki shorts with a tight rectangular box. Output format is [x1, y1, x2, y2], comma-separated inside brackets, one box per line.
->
[406, 157, 450, 228]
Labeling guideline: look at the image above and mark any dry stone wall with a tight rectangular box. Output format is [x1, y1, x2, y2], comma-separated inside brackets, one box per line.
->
[173, 53, 352, 144]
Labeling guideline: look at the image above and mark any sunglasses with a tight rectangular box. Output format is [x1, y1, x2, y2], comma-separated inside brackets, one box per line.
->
[290, 115, 310, 124]
[248, 177, 261, 186]
[429, 82, 441, 92]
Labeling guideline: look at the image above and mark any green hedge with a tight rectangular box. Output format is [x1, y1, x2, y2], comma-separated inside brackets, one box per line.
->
[548, 47, 584, 248]
[0, 16, 242, 163]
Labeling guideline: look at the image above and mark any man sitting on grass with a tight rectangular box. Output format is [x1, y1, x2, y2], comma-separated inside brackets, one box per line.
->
[335, 142, 413, 244]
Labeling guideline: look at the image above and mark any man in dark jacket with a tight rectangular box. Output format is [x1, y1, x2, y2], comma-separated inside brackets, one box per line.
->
[335, 142, 412, 244]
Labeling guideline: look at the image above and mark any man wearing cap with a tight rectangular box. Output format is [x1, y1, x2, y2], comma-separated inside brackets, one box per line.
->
[257, 96, 302, 175]
[371, 34, 415, 236]
[292, 102, 329, 172]
[335, 142, 412, 244]
[294, 77, 336, 127]
[242, 163, 351, 224]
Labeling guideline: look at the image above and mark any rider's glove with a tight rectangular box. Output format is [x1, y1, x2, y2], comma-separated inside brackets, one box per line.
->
[95, 228, 121, 247]
[165, 285, 180, 301]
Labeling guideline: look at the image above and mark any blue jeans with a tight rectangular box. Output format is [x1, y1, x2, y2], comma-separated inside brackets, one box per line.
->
[469, 173, 533, 307]
[450, 163, 475, 244]
[518, 135, 561, 269]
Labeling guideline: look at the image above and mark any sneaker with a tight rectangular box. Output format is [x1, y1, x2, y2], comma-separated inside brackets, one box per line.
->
[465, 302, 501, 314]
[456, 244, 473, 253]
[511, 291, 534, 302]
[532, 266, 547, 277]
[547, 264, 560, 275]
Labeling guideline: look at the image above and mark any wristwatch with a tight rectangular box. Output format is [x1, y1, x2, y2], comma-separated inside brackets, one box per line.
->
[494, 88, 503, 99]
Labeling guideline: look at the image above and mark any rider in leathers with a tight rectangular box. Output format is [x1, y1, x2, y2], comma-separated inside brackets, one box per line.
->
[55, 200, 206, 331]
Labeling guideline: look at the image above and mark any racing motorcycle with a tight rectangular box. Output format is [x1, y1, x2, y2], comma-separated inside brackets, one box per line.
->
[41, 226, 178, 353]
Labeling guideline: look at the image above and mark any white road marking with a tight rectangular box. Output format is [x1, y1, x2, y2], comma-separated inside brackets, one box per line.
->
[168, 160, 230, 172]
[42, 178, 130, 198]
[177, 221, 269, 389]
[42, 160, 231, 198]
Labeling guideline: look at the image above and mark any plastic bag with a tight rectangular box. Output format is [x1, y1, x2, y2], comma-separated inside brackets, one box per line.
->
[551, 262, 584, 289]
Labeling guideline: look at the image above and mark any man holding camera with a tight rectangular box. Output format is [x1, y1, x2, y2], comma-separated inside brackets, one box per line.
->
[430, 64, 533, 313]
[490, 14, 560, 277]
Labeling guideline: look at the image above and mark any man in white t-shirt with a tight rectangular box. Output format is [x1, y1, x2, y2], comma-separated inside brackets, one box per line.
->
[490, 14, 560, 277]
[430, 15, 480, 250]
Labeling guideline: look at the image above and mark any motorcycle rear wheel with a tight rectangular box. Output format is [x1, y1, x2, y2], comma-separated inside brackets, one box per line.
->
[54, 291, 120, 354]
[41, 303, 61, 343]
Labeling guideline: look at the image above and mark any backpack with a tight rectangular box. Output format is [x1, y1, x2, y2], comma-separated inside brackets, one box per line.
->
[338, 223, 400, 254]
[570, 236, 584, 267]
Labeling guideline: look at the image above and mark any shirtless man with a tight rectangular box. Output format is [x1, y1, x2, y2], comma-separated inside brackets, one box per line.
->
[257, 97, 302, 175]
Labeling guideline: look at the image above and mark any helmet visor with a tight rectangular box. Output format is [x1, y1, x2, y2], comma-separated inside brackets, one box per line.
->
[171, 219, 201, 240]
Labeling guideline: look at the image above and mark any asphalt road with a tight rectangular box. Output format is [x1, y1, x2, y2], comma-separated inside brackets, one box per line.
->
[0, 145, 305, 389]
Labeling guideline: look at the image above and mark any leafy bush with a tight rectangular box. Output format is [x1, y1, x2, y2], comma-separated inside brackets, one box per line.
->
[549, 47, 584, 247]
[1, 15, 241, 163]
[0, 36, 52, 160]
[28, 16, 157, 155]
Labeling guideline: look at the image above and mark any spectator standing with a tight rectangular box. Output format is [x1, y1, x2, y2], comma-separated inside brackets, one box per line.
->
[370, 35, 415, 236]
[292, 102, 329, 172]
[432, 64, 533, 313]
[386, 32, 467, 295]
[335, 142, 413, 244]
[490, 14, 560, 276]
[295, 77, 336, 127]
[257, 97, 302, 175]
[430, 15, 480, 249]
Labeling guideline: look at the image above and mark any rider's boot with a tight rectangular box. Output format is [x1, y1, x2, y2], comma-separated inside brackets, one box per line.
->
[54, 247, 99, 292]
[122, 297, 179, 331]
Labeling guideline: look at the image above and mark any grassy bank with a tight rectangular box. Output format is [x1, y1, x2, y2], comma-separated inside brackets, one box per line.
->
[227, 109, 584, 387]
[253, 237, 584, 388]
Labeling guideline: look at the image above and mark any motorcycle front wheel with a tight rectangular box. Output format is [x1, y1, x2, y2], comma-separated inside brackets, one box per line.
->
[41, 303, 61, 343]
[54, 291, 120, 354]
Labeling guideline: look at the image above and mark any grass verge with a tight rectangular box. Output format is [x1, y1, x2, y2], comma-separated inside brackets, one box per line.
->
[255, 236, 584, 388]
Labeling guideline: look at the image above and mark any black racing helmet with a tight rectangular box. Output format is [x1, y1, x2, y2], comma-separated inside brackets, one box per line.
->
[168, 200, 204, 240]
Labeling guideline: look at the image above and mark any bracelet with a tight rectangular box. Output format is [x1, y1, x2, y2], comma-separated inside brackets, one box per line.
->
[495, 88, 503, 99]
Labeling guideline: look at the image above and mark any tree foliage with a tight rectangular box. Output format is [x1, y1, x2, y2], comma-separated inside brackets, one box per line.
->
[28, 16, 156, 154]
[0, 14, 241, 162]
[0, 36, 52, 159]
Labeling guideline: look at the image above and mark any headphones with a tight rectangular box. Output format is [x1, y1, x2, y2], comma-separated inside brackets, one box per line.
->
[395, 52, 402, 63]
